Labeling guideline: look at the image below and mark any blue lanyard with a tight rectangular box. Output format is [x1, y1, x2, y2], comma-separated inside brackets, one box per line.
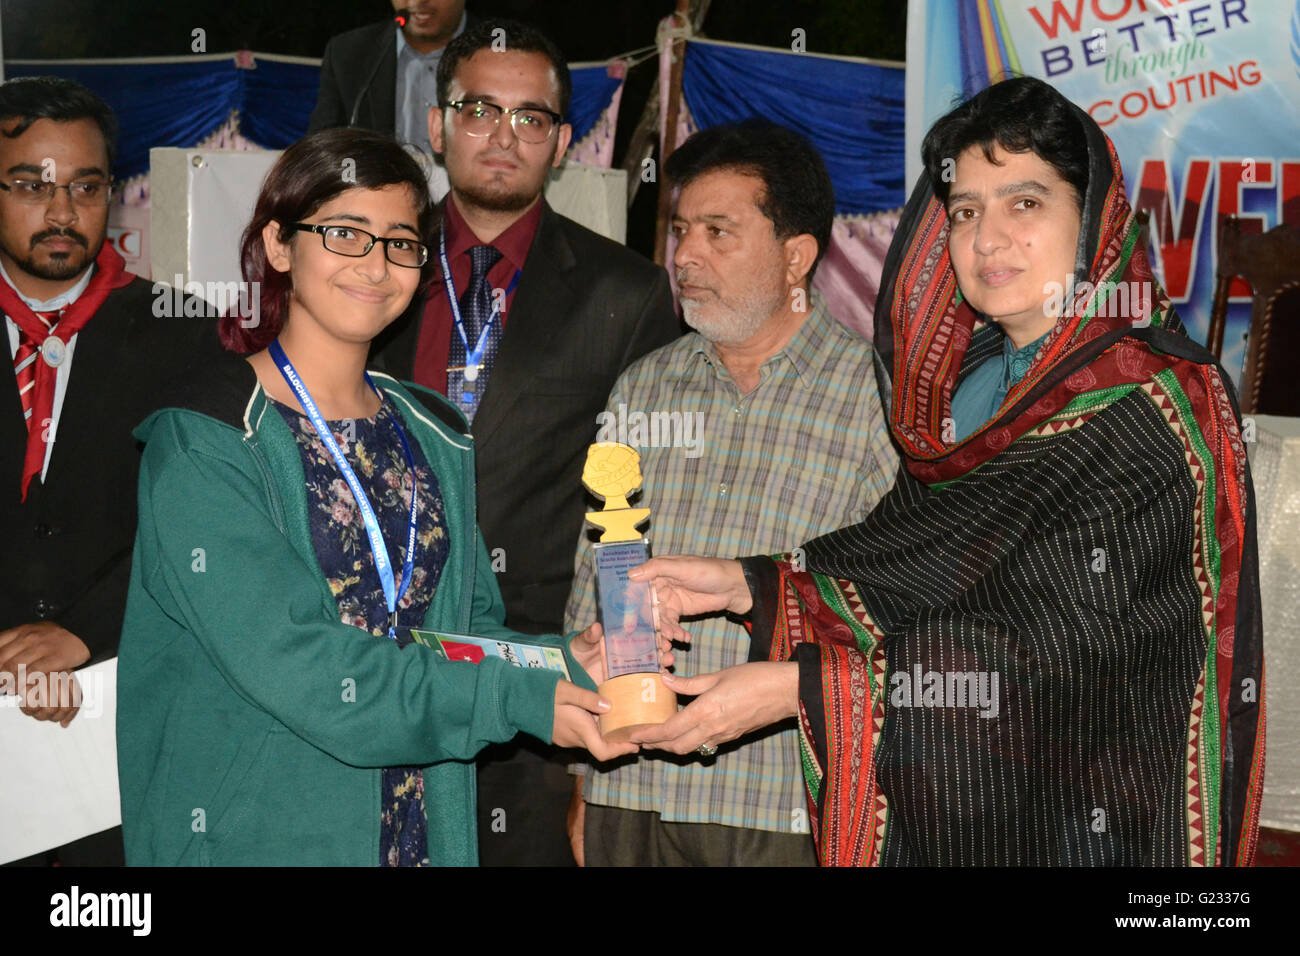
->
[269, 340, 418, 640]
[438, 230, 521, 381]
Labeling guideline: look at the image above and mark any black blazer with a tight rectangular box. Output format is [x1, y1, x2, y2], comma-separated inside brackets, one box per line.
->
[370, 202, 681, 634]
[308, 13, 480, 136]
[0, 279, 222, 664]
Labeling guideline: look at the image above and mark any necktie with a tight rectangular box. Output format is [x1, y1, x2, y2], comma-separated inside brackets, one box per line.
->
[12, 309, 60, 430]
[448, 243, 503, 423]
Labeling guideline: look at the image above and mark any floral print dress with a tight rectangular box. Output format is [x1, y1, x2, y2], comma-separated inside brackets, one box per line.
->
[272, 396, 450, 867]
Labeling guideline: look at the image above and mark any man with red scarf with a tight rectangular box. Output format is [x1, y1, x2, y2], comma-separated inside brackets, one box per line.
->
[0, 77, 218, 865]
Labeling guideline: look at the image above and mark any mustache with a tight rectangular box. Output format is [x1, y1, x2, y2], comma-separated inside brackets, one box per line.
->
[31, 228, 88, 249]
[675, 269, 715, 292]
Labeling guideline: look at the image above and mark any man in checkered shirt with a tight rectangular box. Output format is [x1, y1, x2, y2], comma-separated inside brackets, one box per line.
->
[565, 120, 899, 866]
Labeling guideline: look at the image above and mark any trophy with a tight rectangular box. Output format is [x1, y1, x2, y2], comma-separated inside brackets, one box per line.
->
[582, 442, 676, 741]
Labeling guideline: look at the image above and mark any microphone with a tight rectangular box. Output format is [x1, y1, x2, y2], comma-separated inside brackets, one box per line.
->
[349, 11, 408, 128]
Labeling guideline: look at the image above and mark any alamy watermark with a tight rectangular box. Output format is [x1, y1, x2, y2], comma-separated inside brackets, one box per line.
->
[0, 663, 104, 719]
[889, 664, 1000, 719]
[1043, 275, 1154, 324]
[595, 403, 705, 459]
[49, 886, 150, 936]
[152, 275, 260, 327]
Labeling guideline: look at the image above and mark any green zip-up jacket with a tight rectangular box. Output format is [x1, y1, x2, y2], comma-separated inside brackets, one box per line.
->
[117, 357, 581, 866]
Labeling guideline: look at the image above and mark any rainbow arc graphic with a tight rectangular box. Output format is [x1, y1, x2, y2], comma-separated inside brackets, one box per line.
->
[959, 0, 1024, 94]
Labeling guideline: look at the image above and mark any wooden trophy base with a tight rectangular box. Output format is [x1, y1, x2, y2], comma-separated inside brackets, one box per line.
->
[598, 672, 677, 743]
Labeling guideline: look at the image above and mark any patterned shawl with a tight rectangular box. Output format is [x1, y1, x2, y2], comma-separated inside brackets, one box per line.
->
[746, 102, 1265, 866]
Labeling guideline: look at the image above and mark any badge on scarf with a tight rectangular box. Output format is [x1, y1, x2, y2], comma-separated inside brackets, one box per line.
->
[40, 337, 66, 368]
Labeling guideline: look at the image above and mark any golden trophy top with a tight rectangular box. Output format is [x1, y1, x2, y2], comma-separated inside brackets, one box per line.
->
[582, 442, 650, 543]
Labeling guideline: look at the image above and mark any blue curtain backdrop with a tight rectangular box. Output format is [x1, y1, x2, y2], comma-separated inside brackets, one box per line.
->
[7, 57, 621, 181]
[680, 41, 905, 215]
[567, 66, 623, 146]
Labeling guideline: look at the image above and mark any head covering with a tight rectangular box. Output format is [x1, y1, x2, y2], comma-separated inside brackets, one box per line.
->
[753, 79, 1265, 867]
[873, 88, 1201, 486]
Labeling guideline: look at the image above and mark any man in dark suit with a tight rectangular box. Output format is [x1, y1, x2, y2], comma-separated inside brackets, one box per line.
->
[308, 1, 469, 156]
[0, 77, 219, 866]
[369, 19, 680, 865]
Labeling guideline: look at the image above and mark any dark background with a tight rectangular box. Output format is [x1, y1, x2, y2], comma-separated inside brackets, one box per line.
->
[0, 0, 908, 258]
[1, 1, 906, 61]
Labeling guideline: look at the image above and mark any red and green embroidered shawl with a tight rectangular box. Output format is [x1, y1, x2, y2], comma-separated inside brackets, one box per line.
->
[745, 105, 1264, 867]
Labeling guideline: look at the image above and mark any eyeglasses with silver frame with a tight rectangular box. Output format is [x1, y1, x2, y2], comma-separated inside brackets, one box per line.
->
[0, 178, 115, 206]
[445, 99, 564, 143]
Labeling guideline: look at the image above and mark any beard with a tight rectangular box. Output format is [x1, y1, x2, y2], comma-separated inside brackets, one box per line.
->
[7, 228, 99, 282]
[447, 143, 557, 214]
[678, 269, 786, 346]
[453, 179, 540, 213]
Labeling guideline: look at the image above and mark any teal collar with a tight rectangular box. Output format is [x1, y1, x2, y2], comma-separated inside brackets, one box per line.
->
[1004, 329, 1051, 390]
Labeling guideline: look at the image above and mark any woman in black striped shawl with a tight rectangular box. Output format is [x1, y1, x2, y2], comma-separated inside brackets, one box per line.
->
[630, 77, 1265, 866]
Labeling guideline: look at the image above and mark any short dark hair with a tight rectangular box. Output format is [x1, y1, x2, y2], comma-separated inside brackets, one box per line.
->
[922, 76, 1088, 211]
[221, 127, 436, 354]
[665, 120, 836, 282]
[437, 18, 572, 117]
[0, 76, 118, 169]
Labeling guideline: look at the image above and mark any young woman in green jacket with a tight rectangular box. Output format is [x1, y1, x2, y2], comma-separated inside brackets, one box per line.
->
[116, 128, 641, 866]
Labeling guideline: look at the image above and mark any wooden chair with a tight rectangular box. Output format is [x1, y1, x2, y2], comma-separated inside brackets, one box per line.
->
[1208, 218, 1300, 416]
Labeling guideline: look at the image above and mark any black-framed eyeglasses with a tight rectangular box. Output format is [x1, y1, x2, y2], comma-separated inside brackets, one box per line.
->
[291, 223, 429, 268]
[0, 178, 115, 207]
[445, 99, 564, 143]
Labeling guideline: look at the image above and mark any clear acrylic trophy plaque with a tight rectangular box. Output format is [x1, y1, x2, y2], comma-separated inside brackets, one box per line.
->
[581, 442, 676, 741]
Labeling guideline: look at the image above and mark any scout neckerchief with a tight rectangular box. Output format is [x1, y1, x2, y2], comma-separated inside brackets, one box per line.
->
[0, 243, 133, 500]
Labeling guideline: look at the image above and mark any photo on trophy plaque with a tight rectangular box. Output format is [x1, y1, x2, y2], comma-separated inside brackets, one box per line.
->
[593, 538, 659, 679]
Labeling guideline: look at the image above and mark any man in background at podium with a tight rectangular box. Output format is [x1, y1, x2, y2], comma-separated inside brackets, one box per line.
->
[565, 122, 899, 866]
[309, 1, 470, 162]
[0, 77, 219, 866]
[369, 19, 679, 865]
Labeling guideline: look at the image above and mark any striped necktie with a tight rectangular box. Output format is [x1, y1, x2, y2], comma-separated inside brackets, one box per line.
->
[12, 308, 63, 432]
[448, 243, 503, 423]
